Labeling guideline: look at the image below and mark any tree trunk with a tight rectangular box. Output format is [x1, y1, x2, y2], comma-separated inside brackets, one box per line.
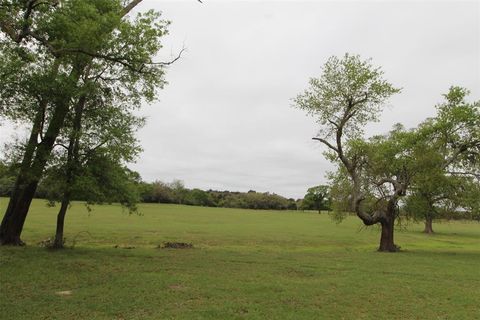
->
[378, 201, 399, 252]
[424, 215, 434, 234]
[0, 159, 49, 245]
[0, 184, 37, 245]
[0, 155, 44, 245]
[0, 141, 60, 245]
[53, 198, 69, 249]
[378, 217, 398, 252]
[52, 94, 85, 249]
[0, 100, 47, 245]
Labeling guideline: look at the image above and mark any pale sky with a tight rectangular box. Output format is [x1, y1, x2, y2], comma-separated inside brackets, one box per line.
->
[1, 1, 479, 198]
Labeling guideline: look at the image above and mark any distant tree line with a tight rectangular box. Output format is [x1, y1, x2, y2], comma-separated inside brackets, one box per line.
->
[138, 180, 299, 210]
[0, 161, 332, 211]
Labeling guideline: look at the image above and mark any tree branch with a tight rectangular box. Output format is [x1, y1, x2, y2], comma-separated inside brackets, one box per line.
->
[80, 139, 109, 160]
[53, 143, 69, 151]
[375, 177, 397, 187]
[448, 171, 480, 179]
[354, 195, 386, 226]
[150, 47, 186, 66]
[49, 46, 185, 72]
[20, 1, 38, 37]
[121, 0, 143, 17]
[327, 119, 339, 128]
[443, 139, 480, 169]
[312, 137, 339, 153]
[351, 92, 368, 107]
[0, 0, 56, 43]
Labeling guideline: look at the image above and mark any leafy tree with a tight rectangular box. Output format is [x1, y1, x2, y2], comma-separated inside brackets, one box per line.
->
[44, 64, 146, 248]
[294, 53, 404, 251]
[300, 185, 330, 213]
[405, 87, 480, 233]
[169, 179, 188, 204]
[0, 0, 171, 245]
[151, 180, 176, 203]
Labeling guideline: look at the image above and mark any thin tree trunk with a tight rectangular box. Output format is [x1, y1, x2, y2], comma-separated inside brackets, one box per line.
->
[52, 95, 86, 249]
[424, 215, 434, 234]
[53, 198, 69, 249]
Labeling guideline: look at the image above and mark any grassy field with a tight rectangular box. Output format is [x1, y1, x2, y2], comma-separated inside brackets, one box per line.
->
[1, 198, 479, 319]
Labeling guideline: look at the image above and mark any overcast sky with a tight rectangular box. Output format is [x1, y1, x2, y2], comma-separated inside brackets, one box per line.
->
[1, 1, 479, 198]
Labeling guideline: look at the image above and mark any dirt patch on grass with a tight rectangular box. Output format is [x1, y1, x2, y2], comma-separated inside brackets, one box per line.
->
[113, 245, 135, 249]
[160, 242, 194, 249]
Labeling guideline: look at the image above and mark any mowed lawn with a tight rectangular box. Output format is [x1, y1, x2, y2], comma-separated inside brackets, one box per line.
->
[1, 198, 479, 319]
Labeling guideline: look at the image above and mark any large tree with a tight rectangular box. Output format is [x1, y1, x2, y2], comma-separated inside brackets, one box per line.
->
[294, 54, 404, 251]
[0, 0, 171, 245]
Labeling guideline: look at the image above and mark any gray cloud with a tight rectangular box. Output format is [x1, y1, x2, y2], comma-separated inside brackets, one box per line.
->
[129, 1, 479, 198]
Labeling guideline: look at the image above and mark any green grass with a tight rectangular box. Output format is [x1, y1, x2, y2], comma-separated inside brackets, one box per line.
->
[1, 198, 479, 319]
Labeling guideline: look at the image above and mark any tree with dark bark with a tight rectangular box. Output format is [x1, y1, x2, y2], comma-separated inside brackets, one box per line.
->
[329, 125, 427, 250]
[0, 0, 170, 245]
[293, 54, 403, 252]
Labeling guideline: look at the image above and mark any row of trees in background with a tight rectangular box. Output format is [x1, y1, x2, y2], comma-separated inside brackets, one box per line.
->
[139, 181, 333, 211]
[0, 162, 330, 212]
[139, 180, 299, 210]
